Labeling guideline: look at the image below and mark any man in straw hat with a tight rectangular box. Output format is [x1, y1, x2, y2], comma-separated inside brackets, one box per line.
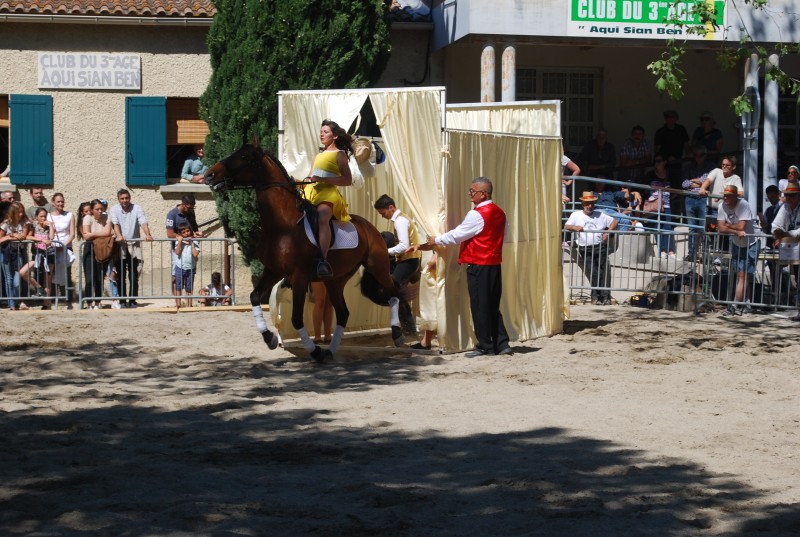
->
[717, 184, 758, 316]
[771, 180, 800, 321]
[564, 191, 618, 305]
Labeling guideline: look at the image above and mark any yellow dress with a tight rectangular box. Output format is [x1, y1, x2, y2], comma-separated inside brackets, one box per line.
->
[303, 150, 351, 223]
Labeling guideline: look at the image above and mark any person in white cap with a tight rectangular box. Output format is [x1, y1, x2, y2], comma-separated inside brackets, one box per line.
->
[564, 191, 618, 305]
[771, 180, 800, 321]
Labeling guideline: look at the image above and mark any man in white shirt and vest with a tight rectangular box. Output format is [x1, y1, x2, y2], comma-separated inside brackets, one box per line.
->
[425, 177, 512, 358]
[374, 194, 422, 335]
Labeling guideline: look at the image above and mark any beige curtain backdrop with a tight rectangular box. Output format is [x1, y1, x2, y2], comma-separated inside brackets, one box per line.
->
[275, 88, 445, 337]
[446, 101, 561, 137]
[274, 90, 564, 350]
[438, 130, 564, 351]
[279, 91, 368, 178]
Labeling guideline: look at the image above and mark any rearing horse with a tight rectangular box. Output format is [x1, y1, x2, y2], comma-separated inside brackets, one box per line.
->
[205, 139, 405, 362]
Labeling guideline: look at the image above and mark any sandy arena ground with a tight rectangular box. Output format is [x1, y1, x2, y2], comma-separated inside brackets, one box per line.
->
[1, 305, 799, 536]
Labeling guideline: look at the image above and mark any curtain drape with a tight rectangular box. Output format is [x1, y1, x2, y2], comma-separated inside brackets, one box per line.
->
[275, 90, 564, 350]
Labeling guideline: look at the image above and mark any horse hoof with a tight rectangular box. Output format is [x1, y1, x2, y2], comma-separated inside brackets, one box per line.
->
[263, 331, 279, 350]
[311, 346, 325, 363]
[391, 325, 404, 347]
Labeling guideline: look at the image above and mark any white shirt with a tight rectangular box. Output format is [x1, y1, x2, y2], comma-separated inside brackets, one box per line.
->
[388, 210, 411, 256]
[435, 200, 493, 246]
[717, 199, 756, 247]
[706, 169, 743, 209]
[771, 202, 800, 240]
[565, 209, 616, 246]
[109, 203, 149, 239]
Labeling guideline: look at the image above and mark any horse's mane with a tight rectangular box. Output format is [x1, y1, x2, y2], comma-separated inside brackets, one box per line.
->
[260, 147, 294, 185]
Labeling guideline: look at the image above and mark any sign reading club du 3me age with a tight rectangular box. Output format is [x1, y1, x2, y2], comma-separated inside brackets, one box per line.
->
[569, 0, 726, 40]
[38, 52, 141, 90]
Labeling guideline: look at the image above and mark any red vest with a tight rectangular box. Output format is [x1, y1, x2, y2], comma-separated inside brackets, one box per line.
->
[458, 202, 506, 265]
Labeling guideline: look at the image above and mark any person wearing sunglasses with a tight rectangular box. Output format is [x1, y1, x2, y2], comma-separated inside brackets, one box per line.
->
[422, 177, 512, 358]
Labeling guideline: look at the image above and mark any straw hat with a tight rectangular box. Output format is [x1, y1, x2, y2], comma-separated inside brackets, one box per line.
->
[722, 184, 739, 197]
[579, 191, 598, 202]
[351, 137, 373, 165]
[784, 181, 800, 196]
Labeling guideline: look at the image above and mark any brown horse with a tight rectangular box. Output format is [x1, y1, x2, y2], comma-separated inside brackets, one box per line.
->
[205, 139, 405, 362]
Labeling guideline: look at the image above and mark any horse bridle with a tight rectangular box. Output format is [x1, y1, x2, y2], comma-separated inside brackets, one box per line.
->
[217, 148, 304, 200]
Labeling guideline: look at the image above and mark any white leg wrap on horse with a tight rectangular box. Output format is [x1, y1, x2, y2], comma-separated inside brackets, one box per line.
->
[328, 325, 346, 355]
[252, 305, 268, 333]
[389, 297, 400, 326]
[297, 328, 317, 352]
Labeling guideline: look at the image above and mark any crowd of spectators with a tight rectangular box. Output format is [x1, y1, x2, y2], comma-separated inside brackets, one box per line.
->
[563, 110, 800, 318]
[0, 188, 232, 311]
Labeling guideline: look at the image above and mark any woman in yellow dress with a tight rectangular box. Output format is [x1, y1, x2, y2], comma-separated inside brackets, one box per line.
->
[301, 119, 353, 279]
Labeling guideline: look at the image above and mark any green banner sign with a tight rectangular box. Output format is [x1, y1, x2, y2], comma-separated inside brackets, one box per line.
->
[571, 0, 724, 25]
[568, 0, 726, 39]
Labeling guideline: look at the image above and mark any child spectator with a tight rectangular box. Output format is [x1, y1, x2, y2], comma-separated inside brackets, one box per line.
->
[174, 223, 199, 307]
[199, 271, 232, 307]
[19, 207, 55, 309]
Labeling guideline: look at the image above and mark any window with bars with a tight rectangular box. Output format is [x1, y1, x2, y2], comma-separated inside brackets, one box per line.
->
[517, 68, 601, 155]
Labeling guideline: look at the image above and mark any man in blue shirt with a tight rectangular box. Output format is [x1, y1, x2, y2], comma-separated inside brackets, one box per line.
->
[181, 144, 208, 183]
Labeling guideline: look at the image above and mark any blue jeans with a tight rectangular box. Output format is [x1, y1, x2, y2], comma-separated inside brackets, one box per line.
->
[655, 207, 675, 253]
[1, 246, 24, 309]
[598, 206, 631, 231]
[684, 196, 707, 257]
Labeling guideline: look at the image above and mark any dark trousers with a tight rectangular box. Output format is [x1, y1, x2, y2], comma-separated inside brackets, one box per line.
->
[393, 258, 420, 332]
[577, 243, 611, 301]
[118, 254, 140, 304]
[82, 243, 109, 302]
[466, 264, 510, 354]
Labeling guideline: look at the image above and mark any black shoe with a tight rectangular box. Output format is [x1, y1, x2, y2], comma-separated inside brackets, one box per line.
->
[410, 342, 431, 350]
[316, 260, 333, 280]
[464, 349, 487, 358]
[496, 346, 513, 356]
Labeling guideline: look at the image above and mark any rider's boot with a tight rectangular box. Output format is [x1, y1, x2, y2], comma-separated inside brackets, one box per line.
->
[316, 258, 333, 280]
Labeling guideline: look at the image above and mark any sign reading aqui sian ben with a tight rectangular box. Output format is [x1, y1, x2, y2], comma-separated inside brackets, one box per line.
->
[38, 52, 142, 90]
[568, 0, 726, 40]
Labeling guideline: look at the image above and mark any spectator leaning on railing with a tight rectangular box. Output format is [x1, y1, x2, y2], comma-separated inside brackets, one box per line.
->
[717, 185, 759, 317]
[771, 180, 800, 322]
[109, 189, 153, 308]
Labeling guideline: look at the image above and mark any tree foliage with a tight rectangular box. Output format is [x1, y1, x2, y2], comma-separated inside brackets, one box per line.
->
[199, 0, 392, 280]
[648, 0, 800, 115]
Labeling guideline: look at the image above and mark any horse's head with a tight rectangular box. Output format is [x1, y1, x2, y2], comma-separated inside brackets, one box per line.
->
[204, 141, 266, 193]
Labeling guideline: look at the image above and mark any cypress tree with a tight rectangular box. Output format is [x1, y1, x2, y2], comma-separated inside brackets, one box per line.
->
[200, 0, 392, 280]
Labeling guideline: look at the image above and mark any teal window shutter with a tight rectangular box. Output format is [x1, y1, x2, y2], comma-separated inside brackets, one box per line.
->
[126, 96, 166, 185]
[9, 94, 53, 186]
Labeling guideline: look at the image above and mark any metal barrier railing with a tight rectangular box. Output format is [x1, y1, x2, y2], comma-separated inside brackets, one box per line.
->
[77, 238, 237, 309]
[562, 226, 799, 315]
[1, 239, 69, 310]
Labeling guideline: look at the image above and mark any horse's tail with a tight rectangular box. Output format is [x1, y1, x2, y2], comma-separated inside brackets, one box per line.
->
[359, 269, 394, 306]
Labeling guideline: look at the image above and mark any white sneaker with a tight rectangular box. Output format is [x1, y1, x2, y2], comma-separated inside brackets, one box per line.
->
[668, 253, 676, 259]
[91, 305, 100, 310]
[660, 252, 668, 259]
[112, 300, 121, 309]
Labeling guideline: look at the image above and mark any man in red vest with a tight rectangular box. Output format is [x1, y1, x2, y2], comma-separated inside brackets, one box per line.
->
[425, 177, 512, 357]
